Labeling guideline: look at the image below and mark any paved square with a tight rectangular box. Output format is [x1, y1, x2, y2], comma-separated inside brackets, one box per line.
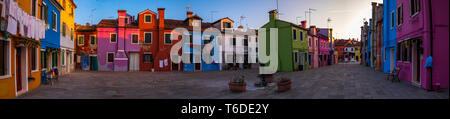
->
[17, 64, 448, 99]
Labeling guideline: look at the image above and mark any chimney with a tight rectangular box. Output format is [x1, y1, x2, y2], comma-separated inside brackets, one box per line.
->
[158, 8, 165, 29]
[86, 23, 90, 27]
[238, 25, 244, 32]
[371, 2, 377, 7]
[269, 9, 278, 22]
[187, 11, 193, 18]
[118, 10, 127, 27]
[301, 20, 307, 28]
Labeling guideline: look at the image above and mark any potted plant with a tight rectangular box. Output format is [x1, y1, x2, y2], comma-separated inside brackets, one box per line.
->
[277, 77, 292, 92]
[229, 75, 246, 92]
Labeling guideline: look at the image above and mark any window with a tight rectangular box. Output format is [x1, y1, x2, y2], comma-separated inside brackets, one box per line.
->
[131, 34, 139, 44]
[78, 35, 84, 45]
[107, 53, 114, 63]
[397, 5, 403, 26]
[293, 29, 297, 40]
[110, 34, 117, 43]
[165, 33, 172, 44]
[51, 12, 57, 31]
[294, 52, 299, 64]
[391, 11, 395, 29]
[397, 41, 411, 62]
[125, 17, 128, 24]
[63, 23, 68, 36]
[41, 3, 48, 23]
[145, 15, 152, 23]
[31, 47, 37, 71]
[143, 53, 153, 63]
[300, 31, 303, 41]
[309, 38, 312, 46]
[90, 35, 96, 45]
[52, 52, 57, 67]
[0, 40, 9, 76]
[232, 38, 236, 46]
[244, 35, 249, 46]
[410, 0, 420, 16]
[41, 51, 47, 69]
[32, 0, 37, 16]
[69, 52, 73, 65]
[61, 50, 65, 66]
[144, 33, 152, 44]
[223, 22, 231, 29]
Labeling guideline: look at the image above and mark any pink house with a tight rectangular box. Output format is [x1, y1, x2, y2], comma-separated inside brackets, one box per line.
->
[318, 34, 329, 67]
[396, 0, 448, 90]
[97, 10, 140, 71]
[307, 25, 319, 69]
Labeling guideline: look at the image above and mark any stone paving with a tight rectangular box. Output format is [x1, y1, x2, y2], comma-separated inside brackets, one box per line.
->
[17, 64, 448, 99]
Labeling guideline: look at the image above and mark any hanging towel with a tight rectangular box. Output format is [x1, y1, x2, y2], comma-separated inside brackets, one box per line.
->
[425, 56, 433, 68]
[7, 17, 17, 35]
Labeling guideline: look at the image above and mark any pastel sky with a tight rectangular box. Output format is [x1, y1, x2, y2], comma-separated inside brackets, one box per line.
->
[74, 0, 383, 40]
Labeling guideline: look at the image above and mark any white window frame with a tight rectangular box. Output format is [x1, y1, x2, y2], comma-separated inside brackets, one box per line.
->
[131, 34, 139, 44]
[164, 33, 172, 45]
[77, 35, 84, 46]
[31, 47, 39, 73]
[397, 4, 403, 26]
[410, 0, 420, 17]
[0, 40, 11, 79]
[52, 11, 57, 31]
[110, 33, 117, 43]
[293, 29, 297, 41]
[144, 32, 152, 44]
[61, 50, 65, 66]
[107, 52, 114, 63]
[299, 31, 303, 41]
[294, 51, 299, 64]
[144, 14, 152, 23]
[90, 35, 96, 45]
[143, 53, 153, 63]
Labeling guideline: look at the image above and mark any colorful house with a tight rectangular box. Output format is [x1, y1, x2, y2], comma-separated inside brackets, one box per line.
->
[355, 42, 361, 62]
[360, 21, 369, 66]
[260, 10, 309, 72]
[382, 0, 397, 73]
[307, 25, 319, 69]
[75, 23, 98, 71]
[1, 0, 46, 99]
[375, 3, 384, 71]
[96, 10, 140, 72]
[318, 28, 334, 65]
[57, 0, 76, 75]
[137, 9, 159, 72]
[41, 0, 63, 75]
[396, 0, 449, 90]
[317, 34, 329, 67]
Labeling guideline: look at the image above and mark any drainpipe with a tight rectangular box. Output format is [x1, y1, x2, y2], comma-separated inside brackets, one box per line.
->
[428, 0, 433, 91]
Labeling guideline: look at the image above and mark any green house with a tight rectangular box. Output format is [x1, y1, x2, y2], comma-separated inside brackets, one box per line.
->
[260, 10, 309, 72]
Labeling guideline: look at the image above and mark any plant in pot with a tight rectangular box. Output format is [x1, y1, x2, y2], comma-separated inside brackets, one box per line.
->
[277, 77, 292, 92]
[229, 75, 246, 92]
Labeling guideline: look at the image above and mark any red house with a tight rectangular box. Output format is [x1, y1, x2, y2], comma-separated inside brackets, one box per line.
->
[75, 23, 98, 71]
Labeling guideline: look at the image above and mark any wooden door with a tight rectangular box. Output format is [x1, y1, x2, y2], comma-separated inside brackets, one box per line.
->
[16, 48, 22, 92]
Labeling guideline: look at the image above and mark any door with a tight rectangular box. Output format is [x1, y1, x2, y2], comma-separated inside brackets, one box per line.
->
[390, 48, 395, 72]
[16, 48, 22, 92]
[90, 56, 98, 71]
[172, 63, 179, 71]
[412, 39, 422, 85]
[195, 63, 201, 71]
[129, 53, 139, 71]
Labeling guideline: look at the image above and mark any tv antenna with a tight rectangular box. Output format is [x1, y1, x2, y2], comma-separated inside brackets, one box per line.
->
[327, 17, 332, 28]
[306, 8, 316, 27]
[239, 16, 247, 26]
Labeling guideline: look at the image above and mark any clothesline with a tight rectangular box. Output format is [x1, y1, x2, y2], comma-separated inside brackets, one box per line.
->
[6, 0, 46, 40]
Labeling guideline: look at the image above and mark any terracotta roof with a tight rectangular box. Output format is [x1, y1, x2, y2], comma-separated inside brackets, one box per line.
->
[97, 19, 138, 28]
[164, 19, 213, 30]
[212, 17, 234, 24]
[76, 24, 97, 32]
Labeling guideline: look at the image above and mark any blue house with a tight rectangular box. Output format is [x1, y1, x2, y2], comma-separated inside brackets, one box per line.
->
[182, 32, 221, 72]
[366, 19, 372, 67]
[40, 0, 63, 72]
[382, 0, 397, 73]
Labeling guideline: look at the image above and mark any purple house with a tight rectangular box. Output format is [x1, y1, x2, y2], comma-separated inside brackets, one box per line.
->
[396, 0, 448, 90]
[97, 10, 140, 71]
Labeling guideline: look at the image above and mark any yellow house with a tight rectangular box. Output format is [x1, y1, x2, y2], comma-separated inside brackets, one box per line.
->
[57, 0, 76, 75]
[1, 0, 45, 99]
[355, 42, 361, 63]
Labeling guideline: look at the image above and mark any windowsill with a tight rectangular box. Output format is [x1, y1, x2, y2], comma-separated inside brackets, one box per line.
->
[410, 12, 419, 18]
[0, 75, 12, 79]
[31, 70, 39, 73]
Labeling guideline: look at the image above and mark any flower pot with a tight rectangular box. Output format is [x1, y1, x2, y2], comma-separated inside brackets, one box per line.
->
[277, 80, 292, 92]
[229, 82, 247, 92]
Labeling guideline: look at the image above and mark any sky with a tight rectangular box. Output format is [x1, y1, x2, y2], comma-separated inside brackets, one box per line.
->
[74, 0, 383, 40]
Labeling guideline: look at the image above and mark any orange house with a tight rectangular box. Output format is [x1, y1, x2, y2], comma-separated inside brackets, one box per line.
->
[1, 0, 44, 99]
[138, 9, 159, 71]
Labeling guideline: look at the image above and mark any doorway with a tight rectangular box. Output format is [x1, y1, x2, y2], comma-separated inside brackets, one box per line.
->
[15, 47, 27, 95]
[390, 48, 395, 72]
[412, 39, 423, 85]
[129, 53, 139, 71]
[90, 56, 98, 71]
